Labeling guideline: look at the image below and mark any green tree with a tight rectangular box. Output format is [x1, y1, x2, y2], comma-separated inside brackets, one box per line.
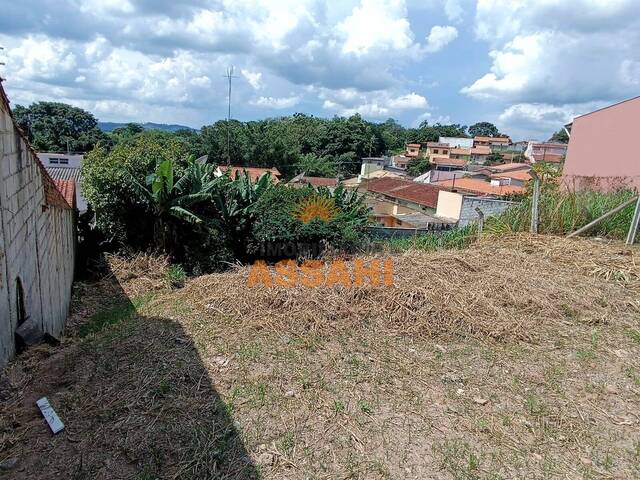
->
[468, 122, 499, 138]
[549, 128, 569, 143]
[13, 102, 108, 152]
[296, 154, 337, 177]
[132, 158, 220, 251]
[406, 158, 432, 177]
[485, 152, 504, 165]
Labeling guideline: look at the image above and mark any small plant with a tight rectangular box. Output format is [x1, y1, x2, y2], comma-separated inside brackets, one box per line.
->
[166, 264, 186, 289]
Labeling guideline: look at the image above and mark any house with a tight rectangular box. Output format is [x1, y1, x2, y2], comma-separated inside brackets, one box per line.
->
[473, 136, 511, 148]
[436, 190, 517, 226]
[449, 147, 472, 161]
[432, 177, 524, 197]
[288, 175, 339, 189]
[391, 155, 411, 169]
[342, 169, 402, 189]
[563, 96, 640, 191]
[414, 169, 485, 184]
[439, 137, 474, 149]
[526, 142, 567, 163]
[0, 82, 76, 365]
[365, 177, 443, 211]
[216, 165, 281, 182]
[425, 142, 451, 158]
[470, 145, 491, 163]
[432, 157, 468, 172]
[486, 162, 530, 174]
[405, 143, 421, 157]
[38, 152, 87, 213]
[489, 169, 532, 187]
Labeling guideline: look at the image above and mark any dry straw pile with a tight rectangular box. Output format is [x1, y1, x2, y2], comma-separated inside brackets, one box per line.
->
[179, 234, 639, 342]
[105, 253, 170, 297]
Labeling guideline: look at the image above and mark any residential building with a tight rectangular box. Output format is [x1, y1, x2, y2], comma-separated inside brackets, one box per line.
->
[439, 137, 473, 149]
[0, 82, 76, 365]
[414, 169, 485, 184]
[473, 136, 511, 148]
[562, 96, 640, 191]
[38, 152, 87, 213]
[436, 190, 516, 226]
[526, 142, 568, 163]
[432, 177, 524, 196]
[425, 142, 450, 158]
[470, 145, 491, 163]
[489, 169, 532, 187]
[216, 165, 281, 182]
[365, 177, 443, 212]
[391, 155, 411, 170]
[449, 147, 472, 161]
[405, 143, 421, 157]
[432, 157, 467, 172]
[288, 175, 339, 189]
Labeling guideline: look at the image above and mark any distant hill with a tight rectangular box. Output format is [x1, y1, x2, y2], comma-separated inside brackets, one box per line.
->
[98, 121, 196, 133]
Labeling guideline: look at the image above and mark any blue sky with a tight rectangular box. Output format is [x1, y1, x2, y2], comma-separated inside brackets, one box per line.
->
[1, 0, 639, 140]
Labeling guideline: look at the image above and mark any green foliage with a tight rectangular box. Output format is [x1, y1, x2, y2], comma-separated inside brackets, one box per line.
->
[468, 122, 499, 138]
[408, 122, 468, 144]
[296, 153, 338, 177]
[485, 152, 504, 165]
[13, 101, 108, 152]
[549, 128, 569, 143]
[485, 178, 637, 239]
[406, 157, 432, 177]
[82, 130, 192, 247]
[249, 184, 371, 257]
[166, 264, 187, 289]
[384, 224, 478, 253]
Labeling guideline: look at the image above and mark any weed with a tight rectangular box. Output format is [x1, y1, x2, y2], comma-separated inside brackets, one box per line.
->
[626, 329, 640, 345]
[166, 263, 186, 289]
[434, 439, 483, 480]
[358, 400, 373, 415]
[333, 400, 345, 415]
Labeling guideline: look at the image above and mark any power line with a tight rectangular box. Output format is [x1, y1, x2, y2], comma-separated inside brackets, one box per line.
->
[222, 66, 238, 166]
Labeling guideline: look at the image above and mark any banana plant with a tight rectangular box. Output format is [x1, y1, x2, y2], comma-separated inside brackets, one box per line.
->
[133, 157, 220, 251]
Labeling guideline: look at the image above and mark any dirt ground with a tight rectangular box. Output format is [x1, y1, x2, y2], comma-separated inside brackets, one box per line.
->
[1, 234, 639, 479]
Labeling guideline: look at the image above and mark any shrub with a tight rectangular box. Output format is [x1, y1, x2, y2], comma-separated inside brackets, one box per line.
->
[166, 264, 186, 289]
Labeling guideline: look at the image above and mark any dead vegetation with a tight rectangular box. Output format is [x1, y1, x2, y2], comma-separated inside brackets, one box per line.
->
[1, 234, 639, 479]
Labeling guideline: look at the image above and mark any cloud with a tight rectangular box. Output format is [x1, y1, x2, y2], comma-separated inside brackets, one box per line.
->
[443, 0, 463, 23]
[251, 96, 301, 108]
[425, 26, 458, 53]
[464, 0, 640, 104]
[241, 69, 264, 90]
[320, 88, 428, 117]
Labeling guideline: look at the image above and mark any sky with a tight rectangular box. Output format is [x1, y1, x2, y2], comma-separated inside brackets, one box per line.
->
[0, 0, 639, 140]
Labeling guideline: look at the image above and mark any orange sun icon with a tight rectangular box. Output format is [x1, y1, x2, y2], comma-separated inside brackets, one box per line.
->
[292, 195, 338, 223]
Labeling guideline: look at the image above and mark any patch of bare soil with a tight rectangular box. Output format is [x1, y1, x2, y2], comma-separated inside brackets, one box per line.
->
[1, 235, 639, 479]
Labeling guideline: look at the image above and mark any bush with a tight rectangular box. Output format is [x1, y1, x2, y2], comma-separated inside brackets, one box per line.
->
[166, 264, 186, 289]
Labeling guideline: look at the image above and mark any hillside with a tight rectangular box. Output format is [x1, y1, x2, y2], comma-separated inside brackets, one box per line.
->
[98, 121, 196, 133]
[1, 235, 639, 479]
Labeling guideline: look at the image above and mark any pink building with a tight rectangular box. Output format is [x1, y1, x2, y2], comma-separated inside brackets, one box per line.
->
[562, 97, 640, 192]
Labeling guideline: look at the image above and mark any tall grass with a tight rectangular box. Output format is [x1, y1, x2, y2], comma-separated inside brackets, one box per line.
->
[383, 224, 478, 253]
[486, 188, 636, 239]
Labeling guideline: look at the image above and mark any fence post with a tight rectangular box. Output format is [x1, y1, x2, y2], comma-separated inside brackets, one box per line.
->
[626, 196, 640, 245]
[530, 171, 540, 234]
[475, 207, 485, 235]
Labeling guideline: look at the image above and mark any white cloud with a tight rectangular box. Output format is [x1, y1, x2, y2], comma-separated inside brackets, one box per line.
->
[321, 89, 428, 118]
[251, 96, 301, 108]
[337, 0, 416, 56]
[425, 25, 458, 53]
[241, 69, 264, 90]
[465, 0, 640, 104]
[444, 0, 463, 23]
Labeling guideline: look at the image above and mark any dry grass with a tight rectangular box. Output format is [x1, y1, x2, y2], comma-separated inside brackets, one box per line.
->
[1, 234, 639, 479]
[181, 234, 640, 342]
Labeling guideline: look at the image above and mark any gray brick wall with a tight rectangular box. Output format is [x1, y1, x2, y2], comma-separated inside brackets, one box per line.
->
[0, 102, 76, 365]
[458, 197, 516, 227]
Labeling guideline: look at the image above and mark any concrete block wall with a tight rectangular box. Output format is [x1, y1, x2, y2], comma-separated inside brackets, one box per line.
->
[0, 97, 76, 366]
[458, 196, 516, 227]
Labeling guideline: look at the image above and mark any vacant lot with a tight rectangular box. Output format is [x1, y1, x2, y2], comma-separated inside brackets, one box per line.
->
[1, 235, 639, 479]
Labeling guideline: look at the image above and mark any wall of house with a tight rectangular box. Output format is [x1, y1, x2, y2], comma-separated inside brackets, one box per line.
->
[458, 197, 516, 227]
[0, 95, 76, 366]
[563, 97, 640, 192]
[436, 190, 464, 220]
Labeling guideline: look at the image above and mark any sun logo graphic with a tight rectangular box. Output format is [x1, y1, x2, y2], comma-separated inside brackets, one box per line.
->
[291, 195, 338, 223]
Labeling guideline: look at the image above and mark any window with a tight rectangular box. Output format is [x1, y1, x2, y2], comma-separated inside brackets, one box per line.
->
[49, 158, 58, 164]
[49, 157, 69, 165]
[433, 149, 439, 154]
[59, 158, 69, 165]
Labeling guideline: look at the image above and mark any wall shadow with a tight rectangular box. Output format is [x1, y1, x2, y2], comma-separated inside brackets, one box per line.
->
[0, 263, 258, 479]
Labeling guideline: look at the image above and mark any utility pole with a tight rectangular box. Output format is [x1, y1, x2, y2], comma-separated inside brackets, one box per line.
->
[223, 66, 238, 165]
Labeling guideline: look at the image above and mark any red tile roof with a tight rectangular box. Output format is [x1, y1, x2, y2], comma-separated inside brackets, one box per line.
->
[474, 136, 510, 143]
[426, 142, 450, 148]
[295, 176, 339, 187]
[366, 177, 442, 209]
[219, 165, 281, 182]
[489, 162, 530, 172]
[53, 179, 76, 209]
[490, 170, 532, 182]
[470, 146, 491, 155]
[433, 178, 524, 196]
[432, 157, 468, 167]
